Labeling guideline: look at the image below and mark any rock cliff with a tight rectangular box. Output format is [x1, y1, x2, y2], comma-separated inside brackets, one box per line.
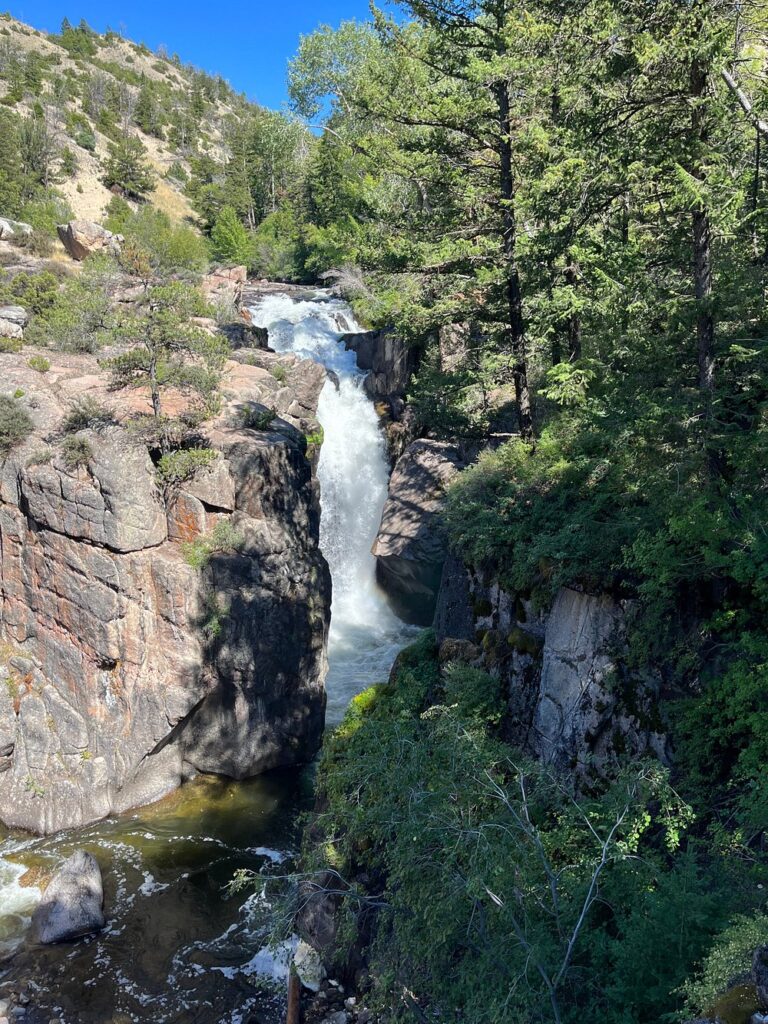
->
[0, 345, 330, 834]
[434, 559, 669, 780]
[372, 440, 463, 625]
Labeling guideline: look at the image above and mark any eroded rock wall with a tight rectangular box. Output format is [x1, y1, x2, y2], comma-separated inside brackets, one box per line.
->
[434, 559, 669, 780]
[0, 348, 330, 833]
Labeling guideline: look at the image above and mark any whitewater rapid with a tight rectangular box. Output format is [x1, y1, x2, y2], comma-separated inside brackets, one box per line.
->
[248, 290, 416, 723]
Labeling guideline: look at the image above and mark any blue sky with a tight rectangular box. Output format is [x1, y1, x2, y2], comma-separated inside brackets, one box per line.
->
[7, 1, 377, 109]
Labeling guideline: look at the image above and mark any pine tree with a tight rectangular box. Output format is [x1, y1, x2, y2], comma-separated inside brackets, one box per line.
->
[210, 205, 255, 266]
[102, 135, 155, 200]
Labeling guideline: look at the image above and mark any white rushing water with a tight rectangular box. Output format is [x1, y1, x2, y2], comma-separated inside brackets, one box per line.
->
[249, 290, 416, 723]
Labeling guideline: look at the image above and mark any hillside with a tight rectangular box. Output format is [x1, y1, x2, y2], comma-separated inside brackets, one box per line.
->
[0, 13, 258, 229]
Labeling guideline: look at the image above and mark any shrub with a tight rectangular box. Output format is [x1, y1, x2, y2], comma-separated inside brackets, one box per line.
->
[0, 395, 32, 453]
[62, 396, 114, 432]
[60, 434, 92, 469]
[27, 446, 52, 466]
[156, 447, 218, 485]
[25, 255, 120, 353]
[683, 914, 768, 1015]
[118, 205, 208, 279]
[27, 355, 50, 373]
[165, 160, 188, 184]
[0, 337, 22, 354]
[102, 194, 133, 233]
[271, 363, 288, 383]
[237, 404, 276, 431]
[182, 519, 244, 570]
[101, 135, 155, 200]
[0, 270, 60, 315]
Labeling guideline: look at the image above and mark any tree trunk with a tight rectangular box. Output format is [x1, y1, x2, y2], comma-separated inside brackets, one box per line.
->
[564, 261, 582, 362]
[690, 56, 715, 404]
[496, 81, 534, 442]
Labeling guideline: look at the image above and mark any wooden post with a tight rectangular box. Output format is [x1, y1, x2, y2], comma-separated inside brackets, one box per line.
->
[286, 965, 301, 1024]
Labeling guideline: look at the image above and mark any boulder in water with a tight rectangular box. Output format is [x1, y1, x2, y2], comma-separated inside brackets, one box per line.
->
[31, 850, 105, 944]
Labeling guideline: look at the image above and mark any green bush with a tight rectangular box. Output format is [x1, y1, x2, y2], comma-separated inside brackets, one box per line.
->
[62, 396, 114, 432]
[26, 255, 119, 353]
[0, 337, 22, 354]
[300, 633, 756, 1024]
[156, 447, 218, 485]
[683, 914, 768, 1015]
[27, 355, 50, 373]
[0, 395, 32, 453]
[182, 519, 244, 569]
[118, 205, 209, 278]
[0, 270, 60, 315]
[237, 404, 276, 431]
[60, 434, 92, 469]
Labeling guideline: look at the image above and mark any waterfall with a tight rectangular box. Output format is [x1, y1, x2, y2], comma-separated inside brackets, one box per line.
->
[248, 291, 415, 723]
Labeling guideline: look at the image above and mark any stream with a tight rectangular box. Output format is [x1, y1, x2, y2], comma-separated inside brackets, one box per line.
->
[0, 290, 414, 1023]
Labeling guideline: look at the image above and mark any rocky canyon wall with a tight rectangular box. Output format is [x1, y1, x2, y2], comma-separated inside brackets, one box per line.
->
[0, 345, 331, 834]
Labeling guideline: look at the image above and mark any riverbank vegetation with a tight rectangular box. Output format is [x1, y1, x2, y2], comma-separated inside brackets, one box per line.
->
[305, 634, 766, 1023]
[278, 0, 768, 1020]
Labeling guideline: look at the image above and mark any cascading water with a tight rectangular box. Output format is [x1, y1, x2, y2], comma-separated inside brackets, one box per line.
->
[248, 290, 416, 724]
[0, 290, 415, 1023]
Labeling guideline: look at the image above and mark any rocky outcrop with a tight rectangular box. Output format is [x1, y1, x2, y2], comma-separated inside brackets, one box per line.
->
[0, 346, 330, 833]
[56, 220, 123, 261]
[0, 306, 28, 340]
[202, 265, 247, 310]
[372, 440, 463, 625]
[0, 218, 32, 242]
[31, 850, 105, 944]
[434, 562, 669, 780]
[342, 329, 417, 417]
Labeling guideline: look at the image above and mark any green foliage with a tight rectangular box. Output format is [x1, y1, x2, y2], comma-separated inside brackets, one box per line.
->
[60, 434, 92, 470]
[102, 194, 133, 234]
[0, 270, 59, 315]
[59, 147, 77, 178]
[27, 355, 50, 373]
[26, 254, 119, 352]
[108, 280, 227, 421]
[210, 205, 254, 267]
[52, 18, 97, 59]
[684, 914, 768, 1015]
[101, 135, 155, 200]
[0, 395, 32, 454]
[237, 404, 276, 431]
[117, 205, 209, 279]
[251, 206, 307, 281]
[307, 634, 733, 1023]
[182, 519, 244, 570]
[0, 108, 22, 214]
[156, 446, 217, 485]
[61, 396, 115, 433]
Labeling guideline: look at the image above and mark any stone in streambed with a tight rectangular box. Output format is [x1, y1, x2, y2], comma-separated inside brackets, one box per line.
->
[31, 850, 105, 943]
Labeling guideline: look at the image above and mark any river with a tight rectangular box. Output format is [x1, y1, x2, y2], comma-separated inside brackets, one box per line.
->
[0, 290, 415, 1023]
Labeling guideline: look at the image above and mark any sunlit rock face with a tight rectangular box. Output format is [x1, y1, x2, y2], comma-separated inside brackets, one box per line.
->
[0, 348, 330, 834]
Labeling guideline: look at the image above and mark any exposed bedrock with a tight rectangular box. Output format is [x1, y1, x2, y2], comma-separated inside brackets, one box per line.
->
[0, 347, 330, 834]
[372, 439, 463, 625]
[434, 560, 670, 780]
